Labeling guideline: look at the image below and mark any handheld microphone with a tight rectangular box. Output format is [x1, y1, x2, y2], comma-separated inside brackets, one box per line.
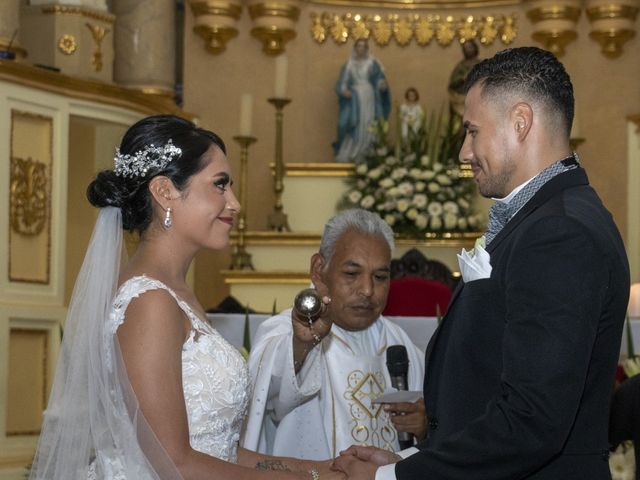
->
[386, 345, 414, 449]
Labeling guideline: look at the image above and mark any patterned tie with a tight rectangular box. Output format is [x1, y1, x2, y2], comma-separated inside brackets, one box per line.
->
[485, 201, 510, 245]
[483, 153, 579, 246]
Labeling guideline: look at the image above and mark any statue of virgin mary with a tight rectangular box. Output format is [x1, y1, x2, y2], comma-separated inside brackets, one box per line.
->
[333, 38, 391, 163]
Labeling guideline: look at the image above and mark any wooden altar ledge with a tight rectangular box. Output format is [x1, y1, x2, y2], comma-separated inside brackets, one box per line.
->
[229, 230, 481, 247]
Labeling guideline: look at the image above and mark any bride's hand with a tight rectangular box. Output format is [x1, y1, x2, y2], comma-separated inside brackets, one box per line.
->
[338, 445, 401, 466]
[314, 472, 346, 480]
[297, 467, 345, 480]
[314, 459, 337, 475]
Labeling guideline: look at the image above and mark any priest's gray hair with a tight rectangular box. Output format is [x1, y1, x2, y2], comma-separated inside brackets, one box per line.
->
[319, 209, 395, 266]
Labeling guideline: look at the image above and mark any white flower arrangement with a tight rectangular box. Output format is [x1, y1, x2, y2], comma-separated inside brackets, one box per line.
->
[340, 114, 483, 238]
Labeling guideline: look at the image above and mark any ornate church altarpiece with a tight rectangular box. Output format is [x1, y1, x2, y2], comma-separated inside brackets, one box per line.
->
[310, 12, 517, 46]
[9, 110, 53, 285]
[307, 0, 518, 47]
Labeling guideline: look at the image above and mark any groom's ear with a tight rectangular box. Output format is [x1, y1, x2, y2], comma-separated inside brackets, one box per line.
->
[510, 102, 533, 141]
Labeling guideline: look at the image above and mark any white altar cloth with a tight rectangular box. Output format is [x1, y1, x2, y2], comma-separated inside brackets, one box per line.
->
[206, 313, 640, 359]
[206, 314, 439, 354]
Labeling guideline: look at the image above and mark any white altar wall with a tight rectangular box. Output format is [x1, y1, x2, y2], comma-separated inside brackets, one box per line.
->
[207, 313, 439, 354]
[207, 314, 640, 359]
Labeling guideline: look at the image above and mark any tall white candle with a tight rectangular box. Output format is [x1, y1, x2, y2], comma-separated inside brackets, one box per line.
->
[274, 55, 288, 98]
[239, 93, 253, 136]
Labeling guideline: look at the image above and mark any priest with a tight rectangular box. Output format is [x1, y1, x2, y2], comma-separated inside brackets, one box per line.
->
[242, 209, 426, 460]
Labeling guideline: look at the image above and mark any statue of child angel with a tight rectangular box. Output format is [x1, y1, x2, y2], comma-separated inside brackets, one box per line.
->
[399, 87, 424, 141]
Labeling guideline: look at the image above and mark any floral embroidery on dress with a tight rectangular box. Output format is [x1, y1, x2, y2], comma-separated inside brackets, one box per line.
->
[92, 276, 249, 477]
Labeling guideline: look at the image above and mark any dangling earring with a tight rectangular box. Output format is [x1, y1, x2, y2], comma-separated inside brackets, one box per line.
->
[164, 207, 172, 229]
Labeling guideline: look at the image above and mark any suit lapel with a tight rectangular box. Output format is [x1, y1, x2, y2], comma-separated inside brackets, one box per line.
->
[487, 167, 589, 254]
[423, 167, 589, 374]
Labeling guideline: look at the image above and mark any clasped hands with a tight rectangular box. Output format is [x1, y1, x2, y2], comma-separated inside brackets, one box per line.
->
[330, 445, 402, 480]
[327, 398, 425, 480]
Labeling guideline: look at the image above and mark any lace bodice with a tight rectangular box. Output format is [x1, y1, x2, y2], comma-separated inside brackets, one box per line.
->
[90, 275, 250, 478]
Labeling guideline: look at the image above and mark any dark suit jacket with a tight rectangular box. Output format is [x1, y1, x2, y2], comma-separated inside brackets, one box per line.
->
[396, 167, 630, 479]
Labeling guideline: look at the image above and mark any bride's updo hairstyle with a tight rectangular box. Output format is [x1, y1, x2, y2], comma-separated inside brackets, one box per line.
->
[87, 115, 226, 234]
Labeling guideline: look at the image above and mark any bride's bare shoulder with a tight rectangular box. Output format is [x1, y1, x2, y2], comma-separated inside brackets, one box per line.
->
[115, 276, 189, 339]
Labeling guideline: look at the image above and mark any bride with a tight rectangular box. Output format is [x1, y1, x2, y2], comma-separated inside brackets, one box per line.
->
[29, 115, 343, 480]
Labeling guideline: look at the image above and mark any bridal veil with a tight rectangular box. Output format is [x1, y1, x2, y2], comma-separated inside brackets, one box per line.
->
[29, 207, 182, 479]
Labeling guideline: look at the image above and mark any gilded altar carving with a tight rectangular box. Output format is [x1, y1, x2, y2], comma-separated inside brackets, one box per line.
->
[41, 4, 115, 24]
[526, 1, 581, 56]
[249, 1, 301, 55]
[57, 34, 77, 55]
[189, 1, 243, 55]
[310, 11, 518, 46]
[10, 157, 49, 237]
[85, 23, 110, 72]
[586, 1, 639, 58]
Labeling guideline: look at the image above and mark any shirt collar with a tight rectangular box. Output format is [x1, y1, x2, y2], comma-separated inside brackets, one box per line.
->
[492, 176, 535, 205]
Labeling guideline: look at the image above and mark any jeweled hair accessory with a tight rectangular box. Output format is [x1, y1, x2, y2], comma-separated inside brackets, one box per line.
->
[114, 139, 182, 178]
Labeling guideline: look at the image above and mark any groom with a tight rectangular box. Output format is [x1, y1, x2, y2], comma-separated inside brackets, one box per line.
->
[334, 47, 630, 479]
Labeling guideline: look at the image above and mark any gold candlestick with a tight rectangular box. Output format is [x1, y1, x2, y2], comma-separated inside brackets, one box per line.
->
[230, 135, 257, 270]
[267, 97, 291, 232]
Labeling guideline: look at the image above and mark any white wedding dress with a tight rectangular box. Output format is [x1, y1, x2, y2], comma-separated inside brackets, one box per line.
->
[88, 275, 250, 478]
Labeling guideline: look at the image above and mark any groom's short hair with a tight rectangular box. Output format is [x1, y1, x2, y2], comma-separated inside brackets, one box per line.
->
[464, 46, 574, 139]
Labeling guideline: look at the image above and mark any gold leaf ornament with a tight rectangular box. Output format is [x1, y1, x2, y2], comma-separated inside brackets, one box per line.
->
[436, 16, 456, 45]
[393, 17, 414, 46]
[479, 16, 498, 45]
[309, 11, 518, 47]
[311, 14, 327, 43]
[372, 17, 392, 45]
[415, 16, 435, 45]
[58, 34, 77, 55]
[500, 15, 517, 44]
[457, 16, 477, 42]
[10, 157, 48, 236]
[330, 15, 349, 43]
[85, 22, 110, 72]
[351, 19, 370, 40]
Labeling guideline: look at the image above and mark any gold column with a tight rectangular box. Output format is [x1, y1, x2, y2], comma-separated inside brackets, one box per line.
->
[114, 0, 175, 99]
[0, 0, 26, 59]
[526, 0, 581, 56]
[586, 0, 639, 58]
[248, 0, 301, 56]
[189, 0, 242, 54]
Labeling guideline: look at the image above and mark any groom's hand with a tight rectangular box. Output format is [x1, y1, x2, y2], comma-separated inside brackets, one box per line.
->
[338, 445, 401, 466]
[331, 455, 378, 480]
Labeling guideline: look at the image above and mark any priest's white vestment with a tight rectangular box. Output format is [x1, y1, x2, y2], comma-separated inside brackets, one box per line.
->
[241, 309, 425, 460]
